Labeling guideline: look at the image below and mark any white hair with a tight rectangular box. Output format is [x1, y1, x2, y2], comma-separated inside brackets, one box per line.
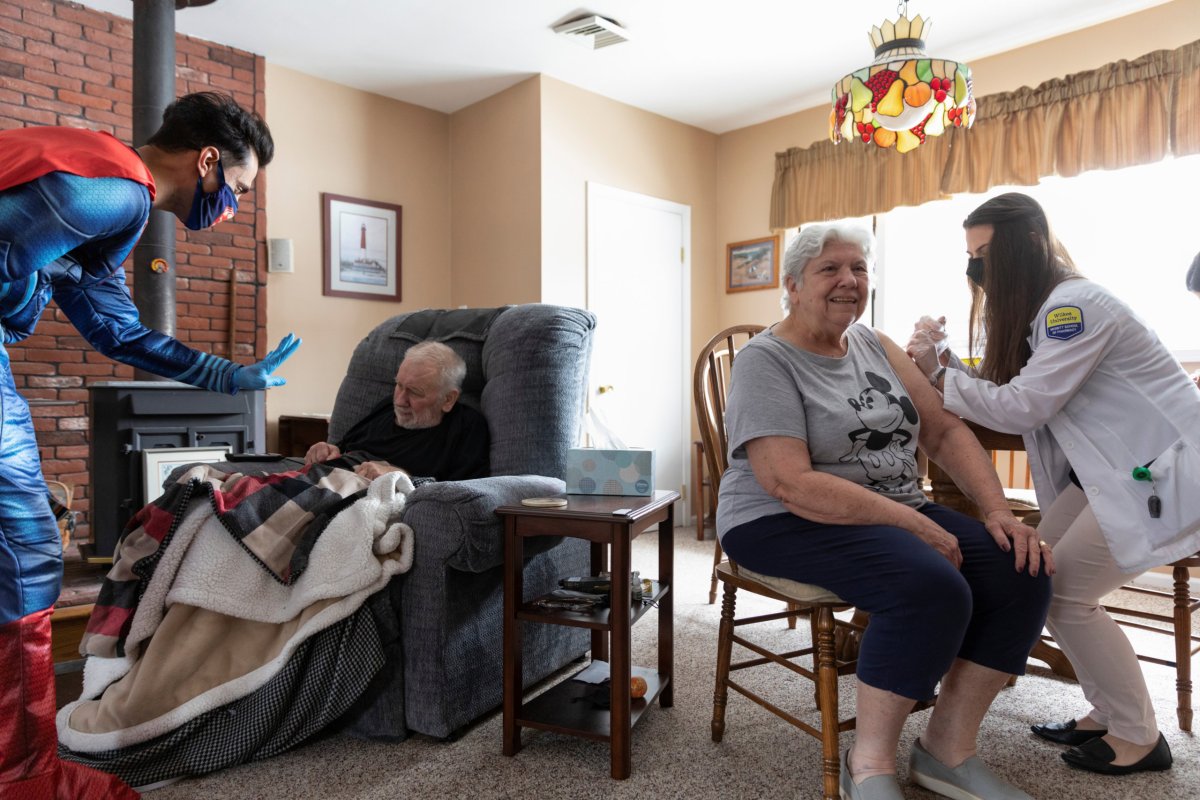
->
[402, 341, 466, 397]
[779, 222, 876, 314]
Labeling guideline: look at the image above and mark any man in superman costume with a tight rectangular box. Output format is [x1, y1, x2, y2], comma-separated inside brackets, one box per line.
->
[0, 92, 300, 799]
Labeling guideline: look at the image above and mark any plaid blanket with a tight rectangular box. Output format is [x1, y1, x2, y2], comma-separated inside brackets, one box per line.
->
[83, 461, 372, 659]
[60, 465, 414, 755]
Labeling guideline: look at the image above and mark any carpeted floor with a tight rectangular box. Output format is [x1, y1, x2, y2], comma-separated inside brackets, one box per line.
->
[144, 525, 1196, 800]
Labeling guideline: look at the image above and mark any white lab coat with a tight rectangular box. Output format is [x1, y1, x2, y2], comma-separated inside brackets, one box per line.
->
[943, 278, 1200, 573]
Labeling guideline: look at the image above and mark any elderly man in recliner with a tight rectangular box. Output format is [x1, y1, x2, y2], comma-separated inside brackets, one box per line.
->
[305, 341, 490, 483]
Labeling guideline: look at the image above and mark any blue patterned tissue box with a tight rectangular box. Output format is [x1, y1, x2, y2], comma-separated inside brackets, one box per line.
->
[566, 448, 655, 496]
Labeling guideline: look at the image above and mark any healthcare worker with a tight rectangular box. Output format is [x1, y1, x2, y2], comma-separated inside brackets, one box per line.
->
[908, 192, 1200, 777]
[0, 92, 299, 798]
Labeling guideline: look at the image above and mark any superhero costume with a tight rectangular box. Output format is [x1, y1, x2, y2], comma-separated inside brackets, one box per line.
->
[0, 127, 257, 799]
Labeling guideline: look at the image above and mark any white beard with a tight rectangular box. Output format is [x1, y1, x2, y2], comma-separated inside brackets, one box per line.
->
[394, 405, 442, 430]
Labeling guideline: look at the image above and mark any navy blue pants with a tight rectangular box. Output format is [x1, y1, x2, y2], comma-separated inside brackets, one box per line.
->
[721, 503, 1052, 701]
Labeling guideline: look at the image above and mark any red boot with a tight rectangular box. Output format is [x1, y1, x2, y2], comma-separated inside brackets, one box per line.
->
[0, 609, 139, 799]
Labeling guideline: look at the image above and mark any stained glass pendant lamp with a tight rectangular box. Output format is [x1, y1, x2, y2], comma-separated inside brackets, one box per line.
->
[830, 2, 975, 153]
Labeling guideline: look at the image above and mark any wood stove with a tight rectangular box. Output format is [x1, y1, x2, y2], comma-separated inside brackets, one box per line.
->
[87, 381, 264, 559]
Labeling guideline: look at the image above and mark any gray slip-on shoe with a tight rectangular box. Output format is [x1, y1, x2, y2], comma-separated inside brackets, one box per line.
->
[840, 749, 905, 800]
[908, 739, 1033, 800]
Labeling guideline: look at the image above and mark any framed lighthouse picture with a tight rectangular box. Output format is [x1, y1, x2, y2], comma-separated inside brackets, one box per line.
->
[321, 193, 402, 301]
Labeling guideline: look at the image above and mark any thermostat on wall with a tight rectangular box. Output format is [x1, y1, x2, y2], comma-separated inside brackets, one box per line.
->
[268, 238, 294, 273]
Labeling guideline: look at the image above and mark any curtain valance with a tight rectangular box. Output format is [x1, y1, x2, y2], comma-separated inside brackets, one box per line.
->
[769, 39, 1200, 229]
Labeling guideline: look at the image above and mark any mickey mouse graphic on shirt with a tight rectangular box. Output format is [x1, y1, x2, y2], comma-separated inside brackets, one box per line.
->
[839, 371, 919, 491]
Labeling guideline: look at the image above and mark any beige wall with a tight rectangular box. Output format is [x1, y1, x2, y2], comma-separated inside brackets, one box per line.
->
[264, 65, 452, 441]
[714, 105, 827, 332]
[449, 77, 542, 307]
[539, 76, 719, 367]
[713, 0, 1200, 330]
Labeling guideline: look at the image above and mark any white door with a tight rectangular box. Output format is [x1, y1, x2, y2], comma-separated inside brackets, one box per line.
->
[586, 183, 691, 517]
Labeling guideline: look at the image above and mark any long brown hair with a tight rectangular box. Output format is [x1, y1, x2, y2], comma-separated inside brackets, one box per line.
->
[964, 193, 1080, 385]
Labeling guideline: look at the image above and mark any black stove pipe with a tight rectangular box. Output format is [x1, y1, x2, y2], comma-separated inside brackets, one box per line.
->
[130, 0, 178, 380]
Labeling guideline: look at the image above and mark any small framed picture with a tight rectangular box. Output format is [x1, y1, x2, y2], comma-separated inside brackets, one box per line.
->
[322, 193, 402, 301]
[142, 446, 230, 504]
[726, 235, 780, 293]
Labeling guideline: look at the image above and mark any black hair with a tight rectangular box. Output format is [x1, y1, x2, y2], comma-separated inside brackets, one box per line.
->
[1188, 252, 1200, 292]
[962, 192, 1080, 385]
[146, 91, 274, 168]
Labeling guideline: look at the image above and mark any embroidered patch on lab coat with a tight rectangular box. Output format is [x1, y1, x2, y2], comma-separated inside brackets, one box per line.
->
[1045, 305, 1084, 340]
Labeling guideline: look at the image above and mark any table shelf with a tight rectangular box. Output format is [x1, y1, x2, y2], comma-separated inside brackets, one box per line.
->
[499, 490, 678, 780]
[516, 580, 669, 630]
[516, 662, 667, 741]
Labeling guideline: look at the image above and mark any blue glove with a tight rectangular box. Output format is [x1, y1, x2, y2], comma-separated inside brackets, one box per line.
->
[232, 333, 301, 390]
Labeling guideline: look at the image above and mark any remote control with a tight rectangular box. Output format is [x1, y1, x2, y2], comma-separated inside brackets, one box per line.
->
[226, 452, 286, 462]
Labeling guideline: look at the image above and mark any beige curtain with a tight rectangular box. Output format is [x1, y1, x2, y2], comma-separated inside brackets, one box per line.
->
[1173, 40, 1200, 157]
[942, 48, 1175, 194]
[769, 127, 951, 228]
[770, 39, 1200, 230]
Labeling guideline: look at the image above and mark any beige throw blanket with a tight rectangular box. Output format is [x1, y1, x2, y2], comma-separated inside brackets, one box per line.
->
[57, 468, 415, 753]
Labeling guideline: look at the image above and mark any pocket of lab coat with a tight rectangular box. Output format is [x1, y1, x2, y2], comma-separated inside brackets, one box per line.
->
[1138, 438, 1200, 549]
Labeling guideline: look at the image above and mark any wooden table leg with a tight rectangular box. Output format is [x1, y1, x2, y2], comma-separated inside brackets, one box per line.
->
[609, 526, 632, 779]
[502, 517, 523, 756]
[659, 500, 674, 708]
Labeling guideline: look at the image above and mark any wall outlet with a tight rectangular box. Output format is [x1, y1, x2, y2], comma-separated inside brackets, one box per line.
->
[268, 238, 294, 273]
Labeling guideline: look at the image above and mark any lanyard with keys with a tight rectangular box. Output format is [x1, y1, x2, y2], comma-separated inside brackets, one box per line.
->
[1132, 466, 1161, 519]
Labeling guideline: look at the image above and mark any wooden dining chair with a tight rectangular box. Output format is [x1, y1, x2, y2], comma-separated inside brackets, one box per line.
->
[1103, 553, 1200, 731]
[712, 562, 864, 800]
[693, 324, 764, 604]
[691, 439, 715, 541]
[695, 325, 928, 799]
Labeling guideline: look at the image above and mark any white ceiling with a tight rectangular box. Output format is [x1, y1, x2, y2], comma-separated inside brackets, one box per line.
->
[76, 0, 1175, 133]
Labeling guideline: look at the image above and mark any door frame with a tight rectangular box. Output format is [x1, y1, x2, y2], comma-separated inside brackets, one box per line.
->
[585, 182, 692, 518]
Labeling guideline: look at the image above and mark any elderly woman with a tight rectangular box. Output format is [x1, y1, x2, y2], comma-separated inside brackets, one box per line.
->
[717, 223, 1053, 800]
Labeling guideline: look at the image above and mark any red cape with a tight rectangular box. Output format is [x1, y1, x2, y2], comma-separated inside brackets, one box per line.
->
[0, 127, 155, 200]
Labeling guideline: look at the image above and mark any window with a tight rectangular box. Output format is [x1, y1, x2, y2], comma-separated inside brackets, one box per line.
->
[872, 154, 1200, 360]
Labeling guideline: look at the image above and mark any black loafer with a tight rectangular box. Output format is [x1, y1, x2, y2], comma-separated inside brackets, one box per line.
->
[1062, 733, 1172, 775]
[1031, 719, 1107, 746]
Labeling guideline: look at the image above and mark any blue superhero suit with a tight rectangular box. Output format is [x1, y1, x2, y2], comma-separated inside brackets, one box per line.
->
[0, 127, 293, 798]
[0, 161, 245, 627]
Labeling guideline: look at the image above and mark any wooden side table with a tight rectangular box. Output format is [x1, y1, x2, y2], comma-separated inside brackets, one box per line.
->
[276, 413, 331, 457]
[498, 490, 678, 779]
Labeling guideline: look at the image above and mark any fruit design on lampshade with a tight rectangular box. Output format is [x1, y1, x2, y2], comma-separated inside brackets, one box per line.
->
[830, 13, 974, 153]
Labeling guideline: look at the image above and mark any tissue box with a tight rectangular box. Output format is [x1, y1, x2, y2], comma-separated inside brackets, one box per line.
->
[566, 448, 655, 496]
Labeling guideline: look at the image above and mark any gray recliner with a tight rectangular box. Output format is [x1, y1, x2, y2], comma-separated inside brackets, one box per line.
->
[332, 304, 594, 739]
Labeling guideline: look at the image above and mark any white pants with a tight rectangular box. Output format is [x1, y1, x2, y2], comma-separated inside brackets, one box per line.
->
[1037, 484, 1159, 745]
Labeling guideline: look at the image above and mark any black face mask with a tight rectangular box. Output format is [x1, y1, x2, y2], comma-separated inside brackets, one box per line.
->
[966, 256, 985, 286]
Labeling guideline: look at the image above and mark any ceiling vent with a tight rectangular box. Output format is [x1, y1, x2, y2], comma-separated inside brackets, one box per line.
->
[553, 15, 630, 50]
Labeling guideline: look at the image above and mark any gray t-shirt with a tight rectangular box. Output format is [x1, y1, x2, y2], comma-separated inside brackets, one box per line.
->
[716, 323, 926, 540]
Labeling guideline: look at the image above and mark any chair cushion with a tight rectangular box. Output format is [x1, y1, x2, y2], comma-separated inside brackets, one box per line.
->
[735, 563, 845, 604]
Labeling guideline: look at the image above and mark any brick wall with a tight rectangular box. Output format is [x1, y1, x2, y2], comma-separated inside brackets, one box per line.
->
[0, 0, 268, 546]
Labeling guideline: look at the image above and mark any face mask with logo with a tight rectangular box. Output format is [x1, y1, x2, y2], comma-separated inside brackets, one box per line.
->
[966, 256, 985, 286]
[184, 158, 238, 231]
